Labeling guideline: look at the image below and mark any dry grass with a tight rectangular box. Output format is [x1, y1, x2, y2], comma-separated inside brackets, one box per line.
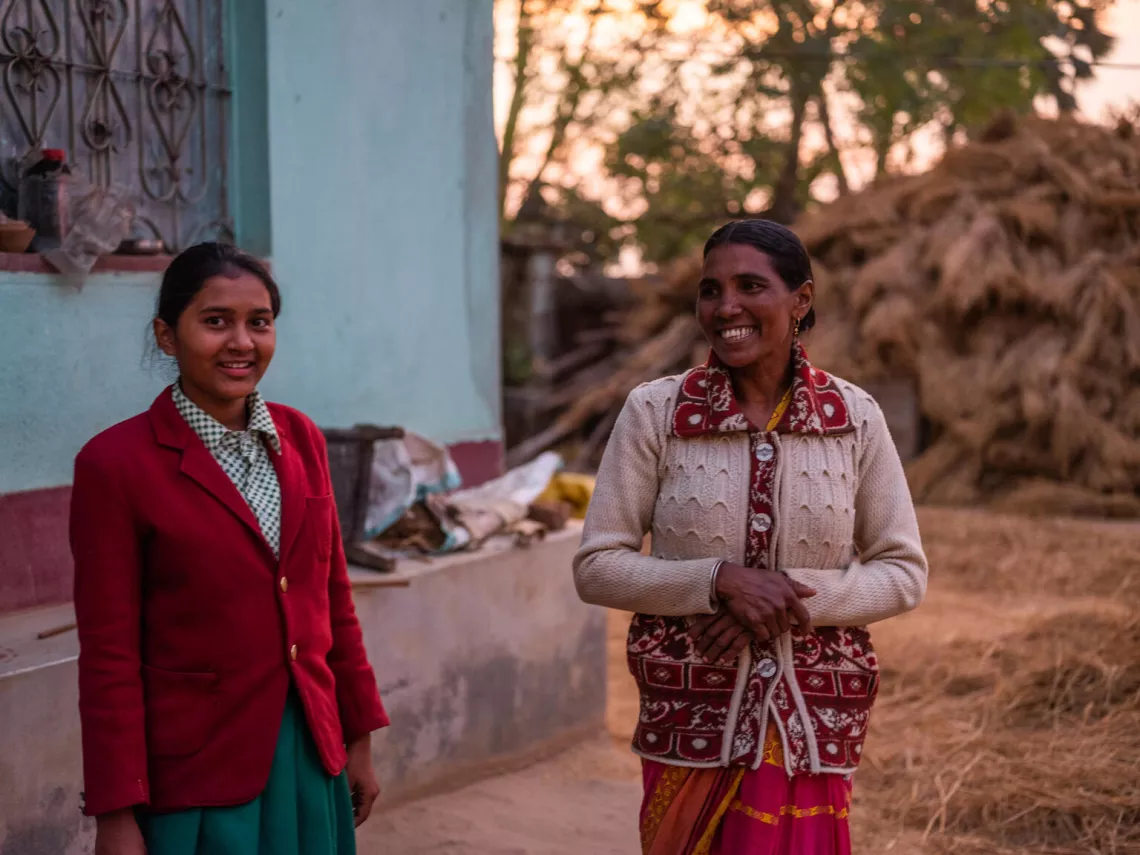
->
[854, 509, 1140, 854]
[863, 609, 1140, 854]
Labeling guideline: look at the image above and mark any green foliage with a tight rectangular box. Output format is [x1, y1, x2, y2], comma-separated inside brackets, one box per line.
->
[496, 0, 1116, 268]
[603, 107, 785, 263]
[845, 0, 1116, 167]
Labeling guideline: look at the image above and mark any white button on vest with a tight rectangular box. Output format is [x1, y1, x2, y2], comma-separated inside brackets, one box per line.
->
[757, 658, 777, 678]
[751, 513, 772, 533]
[755, 442, 775, 462]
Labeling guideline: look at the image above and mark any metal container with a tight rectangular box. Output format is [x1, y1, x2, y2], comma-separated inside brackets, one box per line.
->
[18, 149, 71, 252]
[321, 424, 405, 571]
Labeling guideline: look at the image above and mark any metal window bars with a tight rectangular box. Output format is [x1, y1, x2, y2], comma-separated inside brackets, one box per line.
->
[0, 0, 233, 252]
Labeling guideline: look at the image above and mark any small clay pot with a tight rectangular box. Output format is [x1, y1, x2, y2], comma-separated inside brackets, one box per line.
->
[0, 221, 36, 253]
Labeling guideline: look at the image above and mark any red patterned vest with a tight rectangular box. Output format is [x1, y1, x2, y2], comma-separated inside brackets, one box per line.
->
[628, 344, 880, 775]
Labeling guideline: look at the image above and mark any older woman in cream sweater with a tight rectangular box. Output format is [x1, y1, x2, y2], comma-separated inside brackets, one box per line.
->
[574, 219, 927, 855]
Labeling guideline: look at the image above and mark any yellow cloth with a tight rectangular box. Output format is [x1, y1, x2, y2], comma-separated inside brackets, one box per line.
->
[538, 472, 596, 519]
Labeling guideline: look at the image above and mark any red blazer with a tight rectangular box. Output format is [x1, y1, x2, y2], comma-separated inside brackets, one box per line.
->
[70, 388, 389, 816]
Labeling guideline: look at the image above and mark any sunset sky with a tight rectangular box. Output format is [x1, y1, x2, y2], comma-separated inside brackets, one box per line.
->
[1075, 1, 1140, 120]
[494, 1, 1140, 214]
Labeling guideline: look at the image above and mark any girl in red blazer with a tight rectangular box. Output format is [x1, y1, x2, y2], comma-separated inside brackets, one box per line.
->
[71, 243, 389, 855]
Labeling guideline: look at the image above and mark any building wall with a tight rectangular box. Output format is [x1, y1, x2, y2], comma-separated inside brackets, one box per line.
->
[0, 271, 166, 493]
[261, 0, 500, 443]
[0, 0, 501, 612]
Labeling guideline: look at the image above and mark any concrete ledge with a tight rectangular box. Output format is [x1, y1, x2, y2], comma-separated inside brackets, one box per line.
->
[0, 632, 87, 854]
[357, 524, 605, 803]
[0, 524, 602, 852]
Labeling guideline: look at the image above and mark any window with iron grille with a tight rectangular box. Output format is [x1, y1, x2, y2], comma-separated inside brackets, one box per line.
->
[0, 0, 232, 254]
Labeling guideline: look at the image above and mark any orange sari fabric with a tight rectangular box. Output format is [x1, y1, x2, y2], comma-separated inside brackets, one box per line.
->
[639, 724, 853, 855]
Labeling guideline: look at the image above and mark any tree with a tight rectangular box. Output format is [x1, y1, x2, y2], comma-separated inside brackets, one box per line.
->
[495, 0, 664, 232]
[495, 1, 1115, 268]
[701, 0, 1115, 221]
[845, 0, 1115, 173]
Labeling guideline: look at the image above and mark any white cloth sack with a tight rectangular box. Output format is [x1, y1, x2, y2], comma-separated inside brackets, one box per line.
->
[363, 432, 462, 539]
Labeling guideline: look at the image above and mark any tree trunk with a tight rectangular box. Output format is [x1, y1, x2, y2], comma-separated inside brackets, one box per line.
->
[517, 13, 597, 216]
[817, 91, 849, 196]
[769, 79, 810, 224]
[519, 85, 579, 214]
[875, 141, 889, 178]
[499, 0, 533, 223]
[873, 115, 899, 179]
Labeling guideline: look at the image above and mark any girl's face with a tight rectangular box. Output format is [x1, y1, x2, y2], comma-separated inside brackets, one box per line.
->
[155, 273, 277, 407]
[696, 243, 812, 370]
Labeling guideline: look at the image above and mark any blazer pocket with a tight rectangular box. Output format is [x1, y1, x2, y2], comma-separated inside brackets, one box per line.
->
[142, 664, 220, 757]
[306, 495, 335, 561]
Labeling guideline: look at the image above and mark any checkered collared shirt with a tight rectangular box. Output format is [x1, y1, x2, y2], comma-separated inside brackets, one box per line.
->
[173, 382, 283, 557]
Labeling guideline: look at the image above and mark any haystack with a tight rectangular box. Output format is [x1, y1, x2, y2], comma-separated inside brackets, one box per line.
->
[800, 114, 1140, 516]
[857, 508, 1140, 854]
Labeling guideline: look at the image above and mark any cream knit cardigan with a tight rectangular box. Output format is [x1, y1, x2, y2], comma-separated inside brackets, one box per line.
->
[574, 373, 928, 626]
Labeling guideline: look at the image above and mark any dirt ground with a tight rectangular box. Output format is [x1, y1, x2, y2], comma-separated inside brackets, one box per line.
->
[364, 508, 1140, 854]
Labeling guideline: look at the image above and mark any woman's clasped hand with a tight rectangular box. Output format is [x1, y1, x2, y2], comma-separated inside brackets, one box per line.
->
[688, 564, 816, 664]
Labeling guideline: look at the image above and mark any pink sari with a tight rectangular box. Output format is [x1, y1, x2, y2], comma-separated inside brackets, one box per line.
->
[639, 723, 853, 855]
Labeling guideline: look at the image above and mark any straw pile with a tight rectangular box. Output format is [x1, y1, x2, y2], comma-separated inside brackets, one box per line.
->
[856, 507, 1140, 854]
[800, 113, 1140, 517]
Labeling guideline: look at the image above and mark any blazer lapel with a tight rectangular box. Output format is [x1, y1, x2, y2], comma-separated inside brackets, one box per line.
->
[273, 421, 308, 564]
[179, 441, 268, 541]
[149, 388, 276, 561]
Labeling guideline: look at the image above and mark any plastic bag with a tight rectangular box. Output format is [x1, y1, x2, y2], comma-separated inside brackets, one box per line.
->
[446, 452, 564, 544]
[447, 452, 563, 510]
[43, 183, 135, 279]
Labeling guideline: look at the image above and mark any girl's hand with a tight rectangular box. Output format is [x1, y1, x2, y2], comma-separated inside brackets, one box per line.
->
[345, 734, 381, 827]
[94, 808, 146, 855]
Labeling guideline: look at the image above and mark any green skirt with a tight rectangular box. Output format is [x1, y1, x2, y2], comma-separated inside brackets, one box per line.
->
[138, 692, 356, 855]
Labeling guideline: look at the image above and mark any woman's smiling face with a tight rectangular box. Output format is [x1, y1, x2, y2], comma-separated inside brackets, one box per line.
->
[696, 242, 813, 370]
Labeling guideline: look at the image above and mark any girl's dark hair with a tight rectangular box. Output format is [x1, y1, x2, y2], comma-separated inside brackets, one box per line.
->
[155, 242, 281, 328]
[703, 219, 816, 331]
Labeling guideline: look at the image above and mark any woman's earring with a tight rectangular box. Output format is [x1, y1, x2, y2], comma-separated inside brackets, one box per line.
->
[793, 317, 801, 339]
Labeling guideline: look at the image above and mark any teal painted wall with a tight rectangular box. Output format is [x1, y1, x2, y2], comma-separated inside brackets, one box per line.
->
[0, 272, 166, 492]
[260, 0, 500, 442]
[0, 0, 500, 494]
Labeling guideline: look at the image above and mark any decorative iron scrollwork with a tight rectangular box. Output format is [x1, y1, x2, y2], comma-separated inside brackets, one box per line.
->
[0, 0, 231, 252]
[2, 0, 63, 152]
[77, 0, 130, 158]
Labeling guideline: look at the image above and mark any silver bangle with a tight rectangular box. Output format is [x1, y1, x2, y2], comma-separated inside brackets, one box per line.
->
[709, 560, 725, 609]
